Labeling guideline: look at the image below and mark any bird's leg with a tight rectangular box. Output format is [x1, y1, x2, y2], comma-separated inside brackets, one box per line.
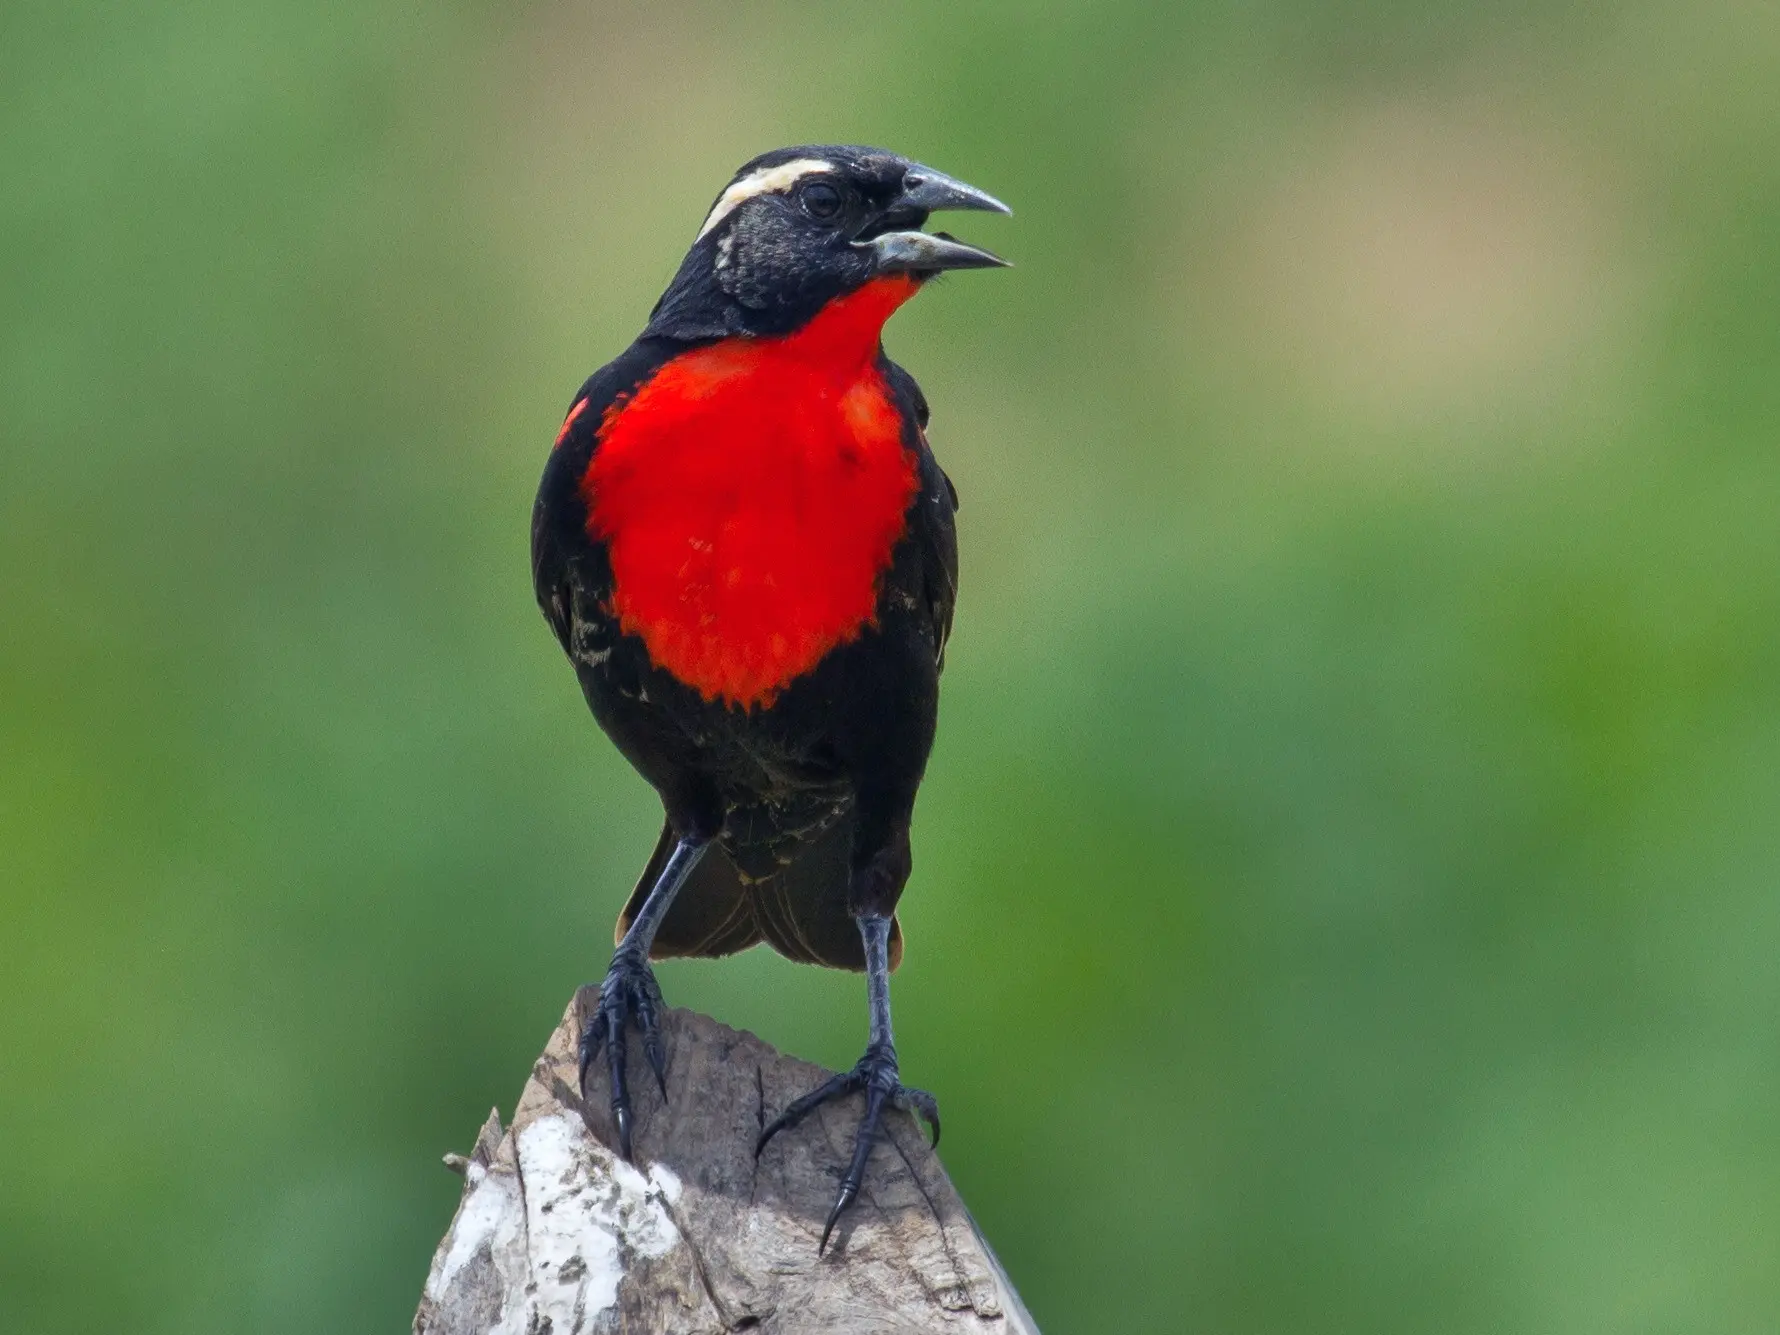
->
[755, 912, 940, 1255]
[578, 834, 708, 1160]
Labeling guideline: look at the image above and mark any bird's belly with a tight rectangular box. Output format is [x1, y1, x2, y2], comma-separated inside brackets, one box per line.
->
[583, 342, 917, 709]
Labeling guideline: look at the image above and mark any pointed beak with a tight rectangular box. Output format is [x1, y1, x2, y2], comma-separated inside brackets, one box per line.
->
[897, 166, 1013, 219]
[869, 230, 1011, 273]
[861, 163, 1012, 275]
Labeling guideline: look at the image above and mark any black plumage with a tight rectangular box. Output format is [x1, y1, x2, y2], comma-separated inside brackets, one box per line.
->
[527, 144, 1005, 1251]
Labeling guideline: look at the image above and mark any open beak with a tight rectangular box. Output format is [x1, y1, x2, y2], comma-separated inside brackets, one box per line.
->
[862, 163, 1012, 275]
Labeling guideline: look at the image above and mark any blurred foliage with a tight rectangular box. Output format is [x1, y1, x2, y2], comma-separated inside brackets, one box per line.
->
[5, 1, 1780, 1331]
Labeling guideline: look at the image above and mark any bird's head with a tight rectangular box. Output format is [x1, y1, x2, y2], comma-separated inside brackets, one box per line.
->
[643, 144, 1010, 341]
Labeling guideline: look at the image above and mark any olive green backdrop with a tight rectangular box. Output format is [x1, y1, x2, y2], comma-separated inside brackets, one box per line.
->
[6, 2, 1779, 1331]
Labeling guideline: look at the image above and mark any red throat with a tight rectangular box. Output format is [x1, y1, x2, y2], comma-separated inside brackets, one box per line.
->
[583, 276, 923, 708]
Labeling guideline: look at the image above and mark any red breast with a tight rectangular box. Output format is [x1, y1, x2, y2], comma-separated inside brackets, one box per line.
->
[581, 276, 922, 709]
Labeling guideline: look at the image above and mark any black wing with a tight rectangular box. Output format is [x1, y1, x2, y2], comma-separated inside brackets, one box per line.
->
[531, 339, 683, 656]
[882, 356, 960, 671]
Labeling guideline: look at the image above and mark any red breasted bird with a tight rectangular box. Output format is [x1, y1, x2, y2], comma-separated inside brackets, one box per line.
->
[531, 145, 1008, 1251]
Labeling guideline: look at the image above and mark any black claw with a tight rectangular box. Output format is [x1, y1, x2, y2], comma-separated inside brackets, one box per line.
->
[818, 1183, 857, 1256]
[756, 1045, 940, 1254]
[613, 1102, 633, 1162]
[638, 997, 668, 1099]
[577, 1015, 604, 1098]
[645, 1040, 669, 1100]
[578, 952, 669, 1161]
[755, 1070, 858, 1158]
[607, 1016, 632, 1159]
[900, 1087, 941, 1148]
[819, 1083, 889, 1256]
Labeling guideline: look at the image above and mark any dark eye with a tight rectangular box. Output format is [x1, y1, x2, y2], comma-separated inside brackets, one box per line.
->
[799, 181, 842, 221]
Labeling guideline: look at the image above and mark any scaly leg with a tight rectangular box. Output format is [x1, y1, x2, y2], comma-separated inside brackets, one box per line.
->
[579, 834, 709, 1160]
[755, 912, 940, 1254]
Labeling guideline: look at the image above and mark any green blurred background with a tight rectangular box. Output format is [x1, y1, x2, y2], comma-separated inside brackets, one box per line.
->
[6, 1, 1779, 1330]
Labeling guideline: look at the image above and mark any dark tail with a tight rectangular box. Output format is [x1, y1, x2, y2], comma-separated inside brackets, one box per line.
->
[615, 809, 903, 972]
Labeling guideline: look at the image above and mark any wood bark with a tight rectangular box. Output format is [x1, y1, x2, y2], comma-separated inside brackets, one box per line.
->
[414, 987, 1039, 1334]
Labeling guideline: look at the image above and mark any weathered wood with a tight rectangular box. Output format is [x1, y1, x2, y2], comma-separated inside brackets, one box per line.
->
[415, 987, 1038, 1334]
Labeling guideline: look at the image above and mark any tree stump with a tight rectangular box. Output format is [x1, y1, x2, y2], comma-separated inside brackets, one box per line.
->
[414, 987, 1039, 1334]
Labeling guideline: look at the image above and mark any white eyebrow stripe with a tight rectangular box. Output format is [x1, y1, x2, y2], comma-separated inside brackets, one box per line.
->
[695, 158, 835, 240]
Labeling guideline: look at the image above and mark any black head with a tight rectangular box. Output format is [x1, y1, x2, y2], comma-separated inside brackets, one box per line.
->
[642, 144, 1011, 341]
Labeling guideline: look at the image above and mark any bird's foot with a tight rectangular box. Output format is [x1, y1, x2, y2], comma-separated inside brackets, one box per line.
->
[755, 1040, 940, 1255]
[577, 948, 667, 1161]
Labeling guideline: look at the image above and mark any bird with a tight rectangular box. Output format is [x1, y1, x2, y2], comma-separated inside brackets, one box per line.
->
[530, 144, 1009, 1253]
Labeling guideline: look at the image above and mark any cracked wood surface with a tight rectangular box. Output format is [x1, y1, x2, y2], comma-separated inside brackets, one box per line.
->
[414, 987, 1039, 1335]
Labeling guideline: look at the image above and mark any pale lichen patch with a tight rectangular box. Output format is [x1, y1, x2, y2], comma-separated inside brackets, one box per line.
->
[515, 1111, 683, 1329]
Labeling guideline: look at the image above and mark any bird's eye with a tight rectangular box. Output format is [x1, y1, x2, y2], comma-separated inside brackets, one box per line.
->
[799, 182, 843, 221]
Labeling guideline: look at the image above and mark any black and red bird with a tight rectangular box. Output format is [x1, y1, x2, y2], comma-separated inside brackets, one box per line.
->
[530, 145, 1008, 1249]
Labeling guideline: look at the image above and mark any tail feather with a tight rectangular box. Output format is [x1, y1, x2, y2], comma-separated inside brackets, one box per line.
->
[615, 810, 903, 972]
[615, 821, 762, 960]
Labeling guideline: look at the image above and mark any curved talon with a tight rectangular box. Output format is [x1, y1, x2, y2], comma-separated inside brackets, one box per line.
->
[756, 1046, 942, 1254]
[644, 1037, 669, 1100]
[576, 953, 669, 1162]
[819, 1182, 859, 1256]
[897, 1087, 941, 1148]
[755, 1070, 859, 1157]
[820, 1081, 891, 1255]
[636, 992, 669, 1099]
[612, 1102, 633, 1160]
[606, 1013, 631, 1159]
[577, 1015, 604, 1097]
